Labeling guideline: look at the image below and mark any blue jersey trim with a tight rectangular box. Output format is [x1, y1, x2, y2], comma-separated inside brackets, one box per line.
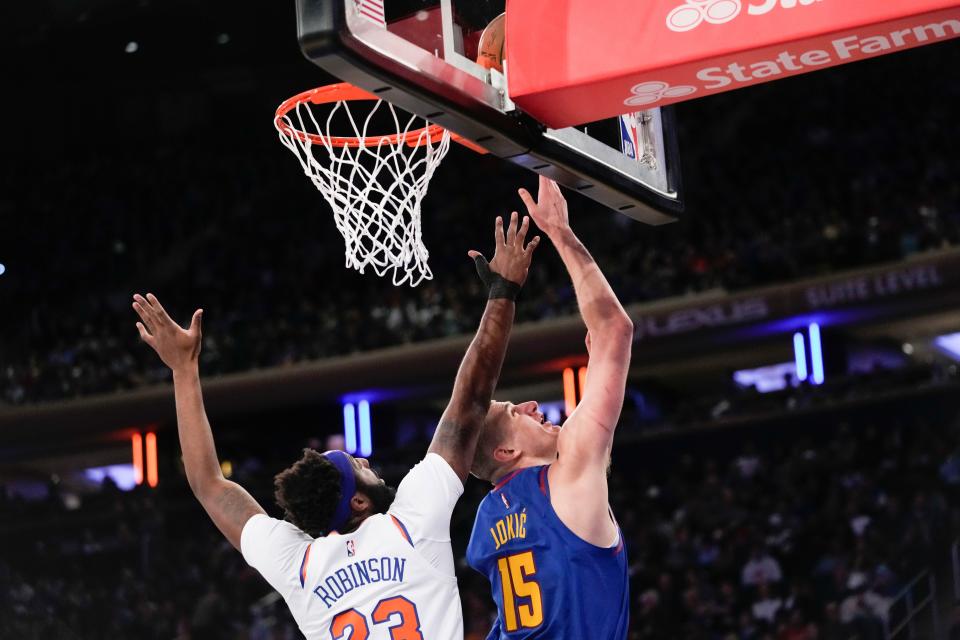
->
[390, 514, 414, 548]
[299, 543, 312, 588]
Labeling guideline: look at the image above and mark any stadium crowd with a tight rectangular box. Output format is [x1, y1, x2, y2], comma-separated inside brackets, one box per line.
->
[2, 42, 958, 406]
[4, 4, 960, 640]
[2, 390, 959, 639]
[616, 421, 957, 640]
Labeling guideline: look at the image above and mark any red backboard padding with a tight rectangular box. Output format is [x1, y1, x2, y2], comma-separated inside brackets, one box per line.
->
[506, 0, 960, 128]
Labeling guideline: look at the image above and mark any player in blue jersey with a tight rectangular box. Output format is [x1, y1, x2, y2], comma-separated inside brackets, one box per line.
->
[466, 176, 634, 639]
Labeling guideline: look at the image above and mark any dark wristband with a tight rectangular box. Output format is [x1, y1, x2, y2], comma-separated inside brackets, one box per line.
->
[473, 255, 522, 301]
[488, 277, 521, 301]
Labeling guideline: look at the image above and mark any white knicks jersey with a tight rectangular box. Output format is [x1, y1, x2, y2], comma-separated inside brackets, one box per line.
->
[241, 453, 465, 639]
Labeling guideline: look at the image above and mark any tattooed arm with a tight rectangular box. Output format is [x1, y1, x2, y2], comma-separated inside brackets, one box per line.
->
[427, 212, 539, 481]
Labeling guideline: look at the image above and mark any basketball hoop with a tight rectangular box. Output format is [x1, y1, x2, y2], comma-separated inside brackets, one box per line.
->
[275, 83, 480, 287]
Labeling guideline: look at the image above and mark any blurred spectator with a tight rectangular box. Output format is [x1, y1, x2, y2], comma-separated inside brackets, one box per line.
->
[742, 547, 783, 587]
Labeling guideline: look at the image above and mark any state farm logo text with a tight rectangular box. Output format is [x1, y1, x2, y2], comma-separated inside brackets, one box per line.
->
[625, 19, 960, 107]
[625, 81, 696, 106]
[667, 0, 822, 32]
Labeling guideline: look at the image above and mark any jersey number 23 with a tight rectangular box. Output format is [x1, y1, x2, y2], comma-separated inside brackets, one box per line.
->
[330, 595, 423, 640]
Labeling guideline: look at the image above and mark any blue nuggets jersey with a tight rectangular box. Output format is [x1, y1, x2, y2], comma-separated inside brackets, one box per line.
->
[466, 465, 629, 639]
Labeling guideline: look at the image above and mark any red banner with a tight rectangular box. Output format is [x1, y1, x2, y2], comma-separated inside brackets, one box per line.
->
[506, 0, 960, 128]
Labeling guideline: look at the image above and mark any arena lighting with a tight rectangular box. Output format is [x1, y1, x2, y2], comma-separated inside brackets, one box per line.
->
[341, 389, 408, 404]
[84, 465, 138, 491]
[541, 402, 563, 425]
[578, 367, 588, 398]
[358, 400, 373, 457]
[131, 433, 143, 485]
[809, 323, 825, 385]
[0, 263, 6, 276]
[793, 332, 808, 382]
[933, 332, 960, 360]
[562, 368, 576, 416]
[145, 432, 158, 488]
[124, 41, 138, 54]
[732, 362, 796, 393]
[342, 403, 358, 454]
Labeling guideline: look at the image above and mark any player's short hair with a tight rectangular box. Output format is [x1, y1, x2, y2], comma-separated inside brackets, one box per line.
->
[471, 403, 511, 482]
[274, 448, 343, 538]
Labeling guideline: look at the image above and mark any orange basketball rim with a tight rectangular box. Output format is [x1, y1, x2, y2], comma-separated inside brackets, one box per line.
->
[275, 82, 487, 153]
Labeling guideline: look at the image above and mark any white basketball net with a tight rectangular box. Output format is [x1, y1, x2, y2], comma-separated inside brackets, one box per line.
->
[276, 96, 451, 287]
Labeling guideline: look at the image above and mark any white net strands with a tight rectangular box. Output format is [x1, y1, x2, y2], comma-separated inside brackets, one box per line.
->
[276, 95, 451, 287]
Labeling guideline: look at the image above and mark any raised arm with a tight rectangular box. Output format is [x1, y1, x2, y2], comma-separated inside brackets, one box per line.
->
[132, 293, 265, 550]
[427, 212, 539, 481]
[518, 177, 633, 472]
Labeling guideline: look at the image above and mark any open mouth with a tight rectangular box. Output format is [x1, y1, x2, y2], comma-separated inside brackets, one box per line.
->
[535, 412, 560, 434]
[539, 421, 561, 435]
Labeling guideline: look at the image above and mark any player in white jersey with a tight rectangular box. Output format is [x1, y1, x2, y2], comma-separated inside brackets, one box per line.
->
[131, 211, 539, 639]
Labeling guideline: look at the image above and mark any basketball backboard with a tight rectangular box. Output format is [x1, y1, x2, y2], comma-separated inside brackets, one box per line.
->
[295, 0, 684, 224]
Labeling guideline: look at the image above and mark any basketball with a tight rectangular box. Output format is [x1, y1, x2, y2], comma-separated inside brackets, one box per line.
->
[475, 12, 506, 73]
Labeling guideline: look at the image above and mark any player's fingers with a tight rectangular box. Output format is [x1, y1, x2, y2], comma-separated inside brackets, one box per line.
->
[467, 249, 481, 258]
[135, 320, 150, 338]
[136, 322, 156, 347]
[517, 188, 536, 213]
[506, 211, 519, 244]
[524, 235, 541, 255]
[132, 301, 155, 332]
[145, 293, 169, 321]
[133, 293, 152, 314]
[189, 309, 203, 335]
[134, 293, 161, 325]
[539, 174, 550, 195]
[495, 216, 505, 245]
[516, 215, 530, 245]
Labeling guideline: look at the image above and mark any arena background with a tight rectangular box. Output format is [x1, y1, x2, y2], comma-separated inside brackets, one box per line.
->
[2, 1, 960, 639]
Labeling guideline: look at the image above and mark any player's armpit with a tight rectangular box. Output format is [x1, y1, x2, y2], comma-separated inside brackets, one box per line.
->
[195, 478, 266, 551]
[389, 453, 464, 549]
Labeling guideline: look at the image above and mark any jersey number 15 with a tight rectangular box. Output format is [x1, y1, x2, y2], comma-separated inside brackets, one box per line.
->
[497, 551, 544, 632]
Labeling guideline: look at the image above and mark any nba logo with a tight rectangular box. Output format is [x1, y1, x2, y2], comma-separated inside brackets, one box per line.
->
[619, 112, 640, 161]
[346, 540, 356, 557]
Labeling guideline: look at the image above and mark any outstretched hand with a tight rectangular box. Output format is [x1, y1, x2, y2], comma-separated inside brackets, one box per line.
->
[132, 293, 203, 373]
[517, 175, 569, 239]
[468, 211, 540, 286]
